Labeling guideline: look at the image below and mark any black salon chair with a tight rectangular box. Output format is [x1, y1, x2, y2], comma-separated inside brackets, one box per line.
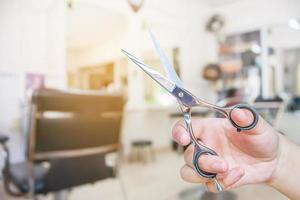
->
[0, 88, 124, 198]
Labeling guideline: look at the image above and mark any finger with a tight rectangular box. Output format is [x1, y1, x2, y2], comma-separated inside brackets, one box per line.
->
[183, 144, 194, 166]
[205, 167, 244, 192]
[206, 181, 219, 192]
[226, 108, 269, 134]
[230, 108, 254, 127]
[180, 165, 207, 184]
[172, 120, 191, 145]
[199, 154, 228, 173]
[218, 167, 245, 190]
[184, 145, 228, 173]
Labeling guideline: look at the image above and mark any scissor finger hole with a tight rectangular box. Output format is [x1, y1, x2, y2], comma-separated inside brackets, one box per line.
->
[230, 107, 254, 127]
[193, 151, 217, 179]
[229, 104, 259, 131]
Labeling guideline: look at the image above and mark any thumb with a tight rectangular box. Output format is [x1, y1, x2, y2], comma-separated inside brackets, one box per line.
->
[229, 108, 268, 134]
[230, 108, 254, 128]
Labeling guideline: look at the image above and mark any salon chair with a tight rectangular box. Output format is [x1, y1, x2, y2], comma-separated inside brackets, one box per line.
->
[0, 88, 124, 198]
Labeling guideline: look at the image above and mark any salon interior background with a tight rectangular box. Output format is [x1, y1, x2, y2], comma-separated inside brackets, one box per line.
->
[0, 0, 300, 157]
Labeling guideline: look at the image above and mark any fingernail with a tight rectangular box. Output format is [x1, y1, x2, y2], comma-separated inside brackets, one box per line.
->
[212, 162, 226, 172]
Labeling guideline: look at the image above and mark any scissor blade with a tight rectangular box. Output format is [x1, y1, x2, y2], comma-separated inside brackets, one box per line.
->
[121, 49, 176, 93]
[149, 31, 183, 86]
[122, 49, 199, 107]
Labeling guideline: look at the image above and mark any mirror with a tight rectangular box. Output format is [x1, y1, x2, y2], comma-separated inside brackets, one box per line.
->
[268, 19, 300, 97]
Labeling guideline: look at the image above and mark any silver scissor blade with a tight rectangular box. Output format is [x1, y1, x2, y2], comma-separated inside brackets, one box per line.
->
[122, 49, 199, 107]
[149, 31, 183, 86]
[121, 49, 176, 93]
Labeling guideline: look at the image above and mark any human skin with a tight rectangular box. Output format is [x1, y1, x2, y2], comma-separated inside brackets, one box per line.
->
[172, 109, 300, 199]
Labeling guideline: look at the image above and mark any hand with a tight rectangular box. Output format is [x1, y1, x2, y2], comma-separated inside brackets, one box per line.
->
[172, 109, 281, 192]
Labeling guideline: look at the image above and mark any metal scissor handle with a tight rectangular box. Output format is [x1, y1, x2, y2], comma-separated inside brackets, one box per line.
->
[227, 103, 259, 132]
[181, 111, 223, 192]
[183, 111, 217, 178]
[193, 143, 217, 179]
[182, 109, 223, 191]
[198, 99, 259, 132]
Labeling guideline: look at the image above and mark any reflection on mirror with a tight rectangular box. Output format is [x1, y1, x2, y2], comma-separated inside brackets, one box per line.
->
[268, 19, 300, 98]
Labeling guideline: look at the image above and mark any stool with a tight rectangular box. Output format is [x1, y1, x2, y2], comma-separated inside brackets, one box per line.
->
[130, 140, 155, 163]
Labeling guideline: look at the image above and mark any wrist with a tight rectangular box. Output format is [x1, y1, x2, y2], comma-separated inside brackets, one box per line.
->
[267, 133, 300, 198]
[267, 133, 289, 187]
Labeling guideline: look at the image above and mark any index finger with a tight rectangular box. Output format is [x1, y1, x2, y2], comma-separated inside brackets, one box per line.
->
[172, 120, 190, 145]
[172, 118, 209, 145]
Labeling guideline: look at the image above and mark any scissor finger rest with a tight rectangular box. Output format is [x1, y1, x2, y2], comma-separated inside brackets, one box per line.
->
[228, 104, 259, 132]
[193, 144, 218, 179]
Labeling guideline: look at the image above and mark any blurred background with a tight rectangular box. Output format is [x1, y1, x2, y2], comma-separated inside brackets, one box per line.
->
[0, 0, 300, 199]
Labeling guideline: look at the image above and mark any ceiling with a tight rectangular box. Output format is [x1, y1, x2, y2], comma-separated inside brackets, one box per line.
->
[65, 0, 242, 51]
[66, 2, 127, 51]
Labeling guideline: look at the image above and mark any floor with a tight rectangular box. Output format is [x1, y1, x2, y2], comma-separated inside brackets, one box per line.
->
[0, 151, 288, 200]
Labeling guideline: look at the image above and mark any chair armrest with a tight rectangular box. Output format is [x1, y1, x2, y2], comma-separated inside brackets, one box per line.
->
[0, 134, 24, 197]
[0, 134, 9, 145]
[33, 144, 120, 161]
[0, 133, 10, 159]
[0, 133, 10, 163]
[0, 133, 10, 165]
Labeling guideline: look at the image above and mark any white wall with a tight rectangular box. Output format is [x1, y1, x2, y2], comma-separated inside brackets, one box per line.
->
[214, 0, 300, 34]
[0, 0, 66, 132]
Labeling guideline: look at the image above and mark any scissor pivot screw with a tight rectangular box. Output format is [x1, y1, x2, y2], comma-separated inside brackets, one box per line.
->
[178, 92, 184, 98]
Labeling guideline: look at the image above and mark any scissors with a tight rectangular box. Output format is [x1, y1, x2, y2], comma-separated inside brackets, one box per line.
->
[121, 32, 259, 192]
